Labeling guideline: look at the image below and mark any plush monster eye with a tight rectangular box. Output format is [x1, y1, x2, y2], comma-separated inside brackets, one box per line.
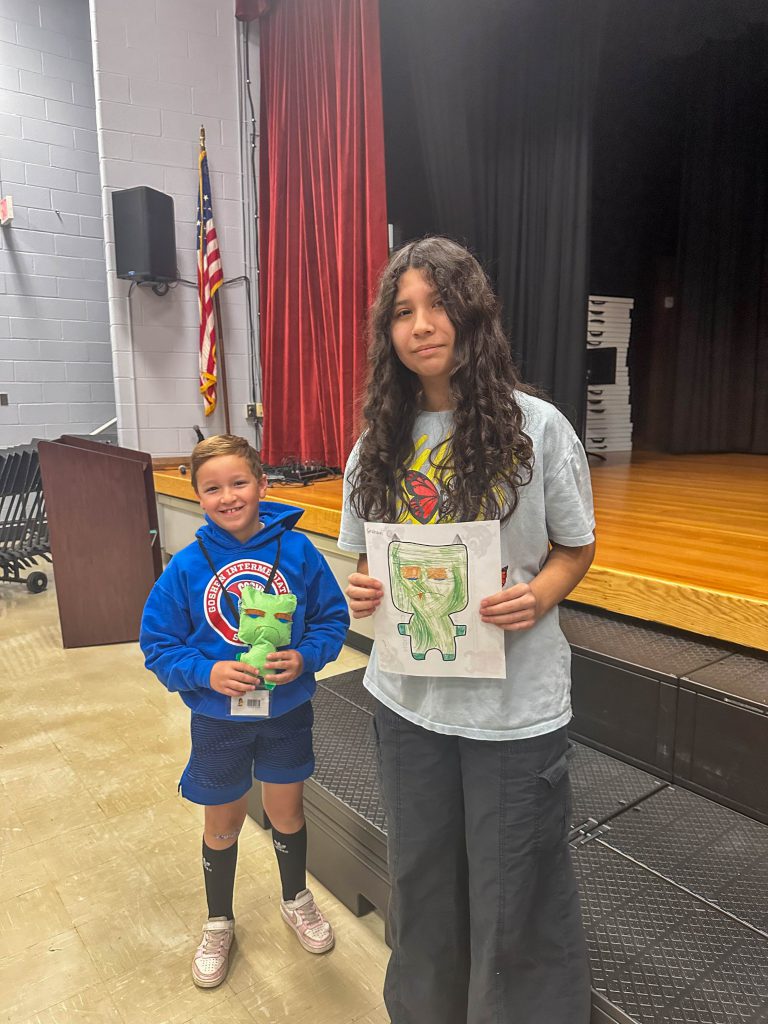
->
[274, 613, 293, 623]
[401, 565, 421, 580]
[244, 608, 266, 618]
[426, 567, 448, 580]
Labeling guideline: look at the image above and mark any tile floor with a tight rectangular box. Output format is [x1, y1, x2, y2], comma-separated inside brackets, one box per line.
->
[0, 576, 389, 1024]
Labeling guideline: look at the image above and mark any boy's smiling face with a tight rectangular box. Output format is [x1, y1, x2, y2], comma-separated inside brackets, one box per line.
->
[195, 454, 268, 542]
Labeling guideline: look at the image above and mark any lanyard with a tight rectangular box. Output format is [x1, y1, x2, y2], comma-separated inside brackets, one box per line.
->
[195, 532, 283, 621]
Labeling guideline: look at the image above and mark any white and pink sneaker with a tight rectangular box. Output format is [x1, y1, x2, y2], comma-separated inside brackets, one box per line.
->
[191, 917, 235, 988]
[280, 888, 335, 953]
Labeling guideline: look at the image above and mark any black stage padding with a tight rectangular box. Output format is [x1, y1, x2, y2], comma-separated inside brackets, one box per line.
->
[677, 653, 768, 823]
[247, 665, 768, 1024]
[561, 603, 730, 779]
[563, 605, 768, 824]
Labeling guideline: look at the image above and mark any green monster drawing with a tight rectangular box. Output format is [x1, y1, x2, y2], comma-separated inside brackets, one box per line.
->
[237, 586, 298, 690]
[389, 537, 468, 661]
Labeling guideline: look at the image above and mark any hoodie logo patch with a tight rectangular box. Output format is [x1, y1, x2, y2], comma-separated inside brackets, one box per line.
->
[203, 559, 291, 645]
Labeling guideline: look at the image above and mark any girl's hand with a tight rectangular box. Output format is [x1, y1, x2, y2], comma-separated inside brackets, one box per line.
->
[479, 583, 539, 632]
[210, 660, 261, 696]
[263, 650, 304, 685]
[346, 572, 383, 619]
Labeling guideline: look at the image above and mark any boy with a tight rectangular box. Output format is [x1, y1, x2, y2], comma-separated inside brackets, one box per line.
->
[140, 435, 349, 988]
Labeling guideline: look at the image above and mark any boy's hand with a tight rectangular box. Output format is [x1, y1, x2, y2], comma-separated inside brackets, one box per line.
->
[210, 660, 261, 696]
[346, 572, 383, 619]
[479, 583, 539, 632]
[263, 650, 304, 685]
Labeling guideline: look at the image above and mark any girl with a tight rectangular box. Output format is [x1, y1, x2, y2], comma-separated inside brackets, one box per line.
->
[339, 237, 595, 1024]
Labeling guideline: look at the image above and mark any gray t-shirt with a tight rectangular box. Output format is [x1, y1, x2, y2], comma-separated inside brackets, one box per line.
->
[338, 392, 595, 740]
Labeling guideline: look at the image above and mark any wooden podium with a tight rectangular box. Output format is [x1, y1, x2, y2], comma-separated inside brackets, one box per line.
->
[37, 436, 162, 648]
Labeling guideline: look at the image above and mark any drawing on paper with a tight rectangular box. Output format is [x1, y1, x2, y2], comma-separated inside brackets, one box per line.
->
[388, 535, 468, 662]
[365, 520, 504, 678]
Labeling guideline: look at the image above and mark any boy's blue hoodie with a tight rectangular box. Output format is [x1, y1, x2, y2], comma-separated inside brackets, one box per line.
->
[140, 501, 349, 720]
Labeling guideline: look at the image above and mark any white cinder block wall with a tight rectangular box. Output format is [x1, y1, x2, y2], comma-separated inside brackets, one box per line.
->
[90, 0, 258, 456]
[0, 0, 115, 447]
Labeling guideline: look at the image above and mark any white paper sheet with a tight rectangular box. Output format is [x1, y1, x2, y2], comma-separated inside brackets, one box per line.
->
[364, 520, 506, 678]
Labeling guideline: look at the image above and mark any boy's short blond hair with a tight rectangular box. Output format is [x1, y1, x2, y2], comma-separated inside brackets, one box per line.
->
[190, 434, 263, 492]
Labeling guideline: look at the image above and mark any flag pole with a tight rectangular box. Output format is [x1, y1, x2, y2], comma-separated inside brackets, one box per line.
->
[213, 290, 231, 434]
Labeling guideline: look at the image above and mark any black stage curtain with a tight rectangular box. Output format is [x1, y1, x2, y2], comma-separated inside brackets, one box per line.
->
[669, 25, 768, 453]
[380, 0, 607, 430]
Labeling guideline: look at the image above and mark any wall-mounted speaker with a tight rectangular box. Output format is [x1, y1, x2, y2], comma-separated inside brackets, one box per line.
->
[112, 186, 178, 283]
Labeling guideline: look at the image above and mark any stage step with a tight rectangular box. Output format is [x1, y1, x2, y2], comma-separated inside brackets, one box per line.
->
[599, 785, 768, 935]
[575, 840, 768, 1024]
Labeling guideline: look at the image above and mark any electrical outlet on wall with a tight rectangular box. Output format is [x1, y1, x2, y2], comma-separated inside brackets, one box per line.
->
[246, 403, 264, 420]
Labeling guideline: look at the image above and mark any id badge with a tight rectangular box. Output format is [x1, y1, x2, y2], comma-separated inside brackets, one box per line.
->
[230, 688, 271, 718]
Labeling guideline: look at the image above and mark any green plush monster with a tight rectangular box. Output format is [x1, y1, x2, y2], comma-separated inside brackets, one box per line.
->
[237, 586, 298, 690]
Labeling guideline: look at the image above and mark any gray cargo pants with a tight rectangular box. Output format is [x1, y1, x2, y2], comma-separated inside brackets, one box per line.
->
[373, 701, 591, 1024]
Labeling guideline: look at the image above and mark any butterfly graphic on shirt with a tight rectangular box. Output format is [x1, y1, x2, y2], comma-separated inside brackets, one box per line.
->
[398, 433, 510, 528]
[403, 470, 443, 524]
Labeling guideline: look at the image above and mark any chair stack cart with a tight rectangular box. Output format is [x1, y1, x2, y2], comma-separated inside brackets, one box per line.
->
[0, 442, 51, 593]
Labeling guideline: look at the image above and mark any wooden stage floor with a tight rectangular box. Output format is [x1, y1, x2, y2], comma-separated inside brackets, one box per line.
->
[154, 452, 767, 652]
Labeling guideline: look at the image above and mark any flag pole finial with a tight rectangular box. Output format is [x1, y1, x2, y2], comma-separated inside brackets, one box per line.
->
[199, 124, 206, 149]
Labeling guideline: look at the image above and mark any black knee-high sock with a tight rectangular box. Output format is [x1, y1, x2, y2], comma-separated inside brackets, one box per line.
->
[272, 824, 307, 901]
[202, 838, 238, 920]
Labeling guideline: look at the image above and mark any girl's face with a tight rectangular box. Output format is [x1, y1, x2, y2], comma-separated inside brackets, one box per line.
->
[390, 268, 456, 392]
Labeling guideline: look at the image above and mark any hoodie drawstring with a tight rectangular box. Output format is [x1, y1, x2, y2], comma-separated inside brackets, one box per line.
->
[196, 533, 284, 624]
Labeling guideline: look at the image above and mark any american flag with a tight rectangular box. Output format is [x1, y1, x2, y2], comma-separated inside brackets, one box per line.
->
[197, 147, 223, 416]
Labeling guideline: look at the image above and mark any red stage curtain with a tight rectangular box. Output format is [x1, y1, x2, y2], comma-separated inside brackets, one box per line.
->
[259, 0, 388, 467]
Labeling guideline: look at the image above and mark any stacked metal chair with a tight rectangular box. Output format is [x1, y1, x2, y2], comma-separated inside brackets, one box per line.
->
[0, 442, 50, 593]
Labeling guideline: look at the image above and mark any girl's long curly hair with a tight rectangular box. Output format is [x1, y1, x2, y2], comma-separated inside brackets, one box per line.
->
[350, 236, 536, 524]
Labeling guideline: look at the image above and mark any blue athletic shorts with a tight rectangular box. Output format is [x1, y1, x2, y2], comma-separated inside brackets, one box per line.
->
[180, 701, 314, 806]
